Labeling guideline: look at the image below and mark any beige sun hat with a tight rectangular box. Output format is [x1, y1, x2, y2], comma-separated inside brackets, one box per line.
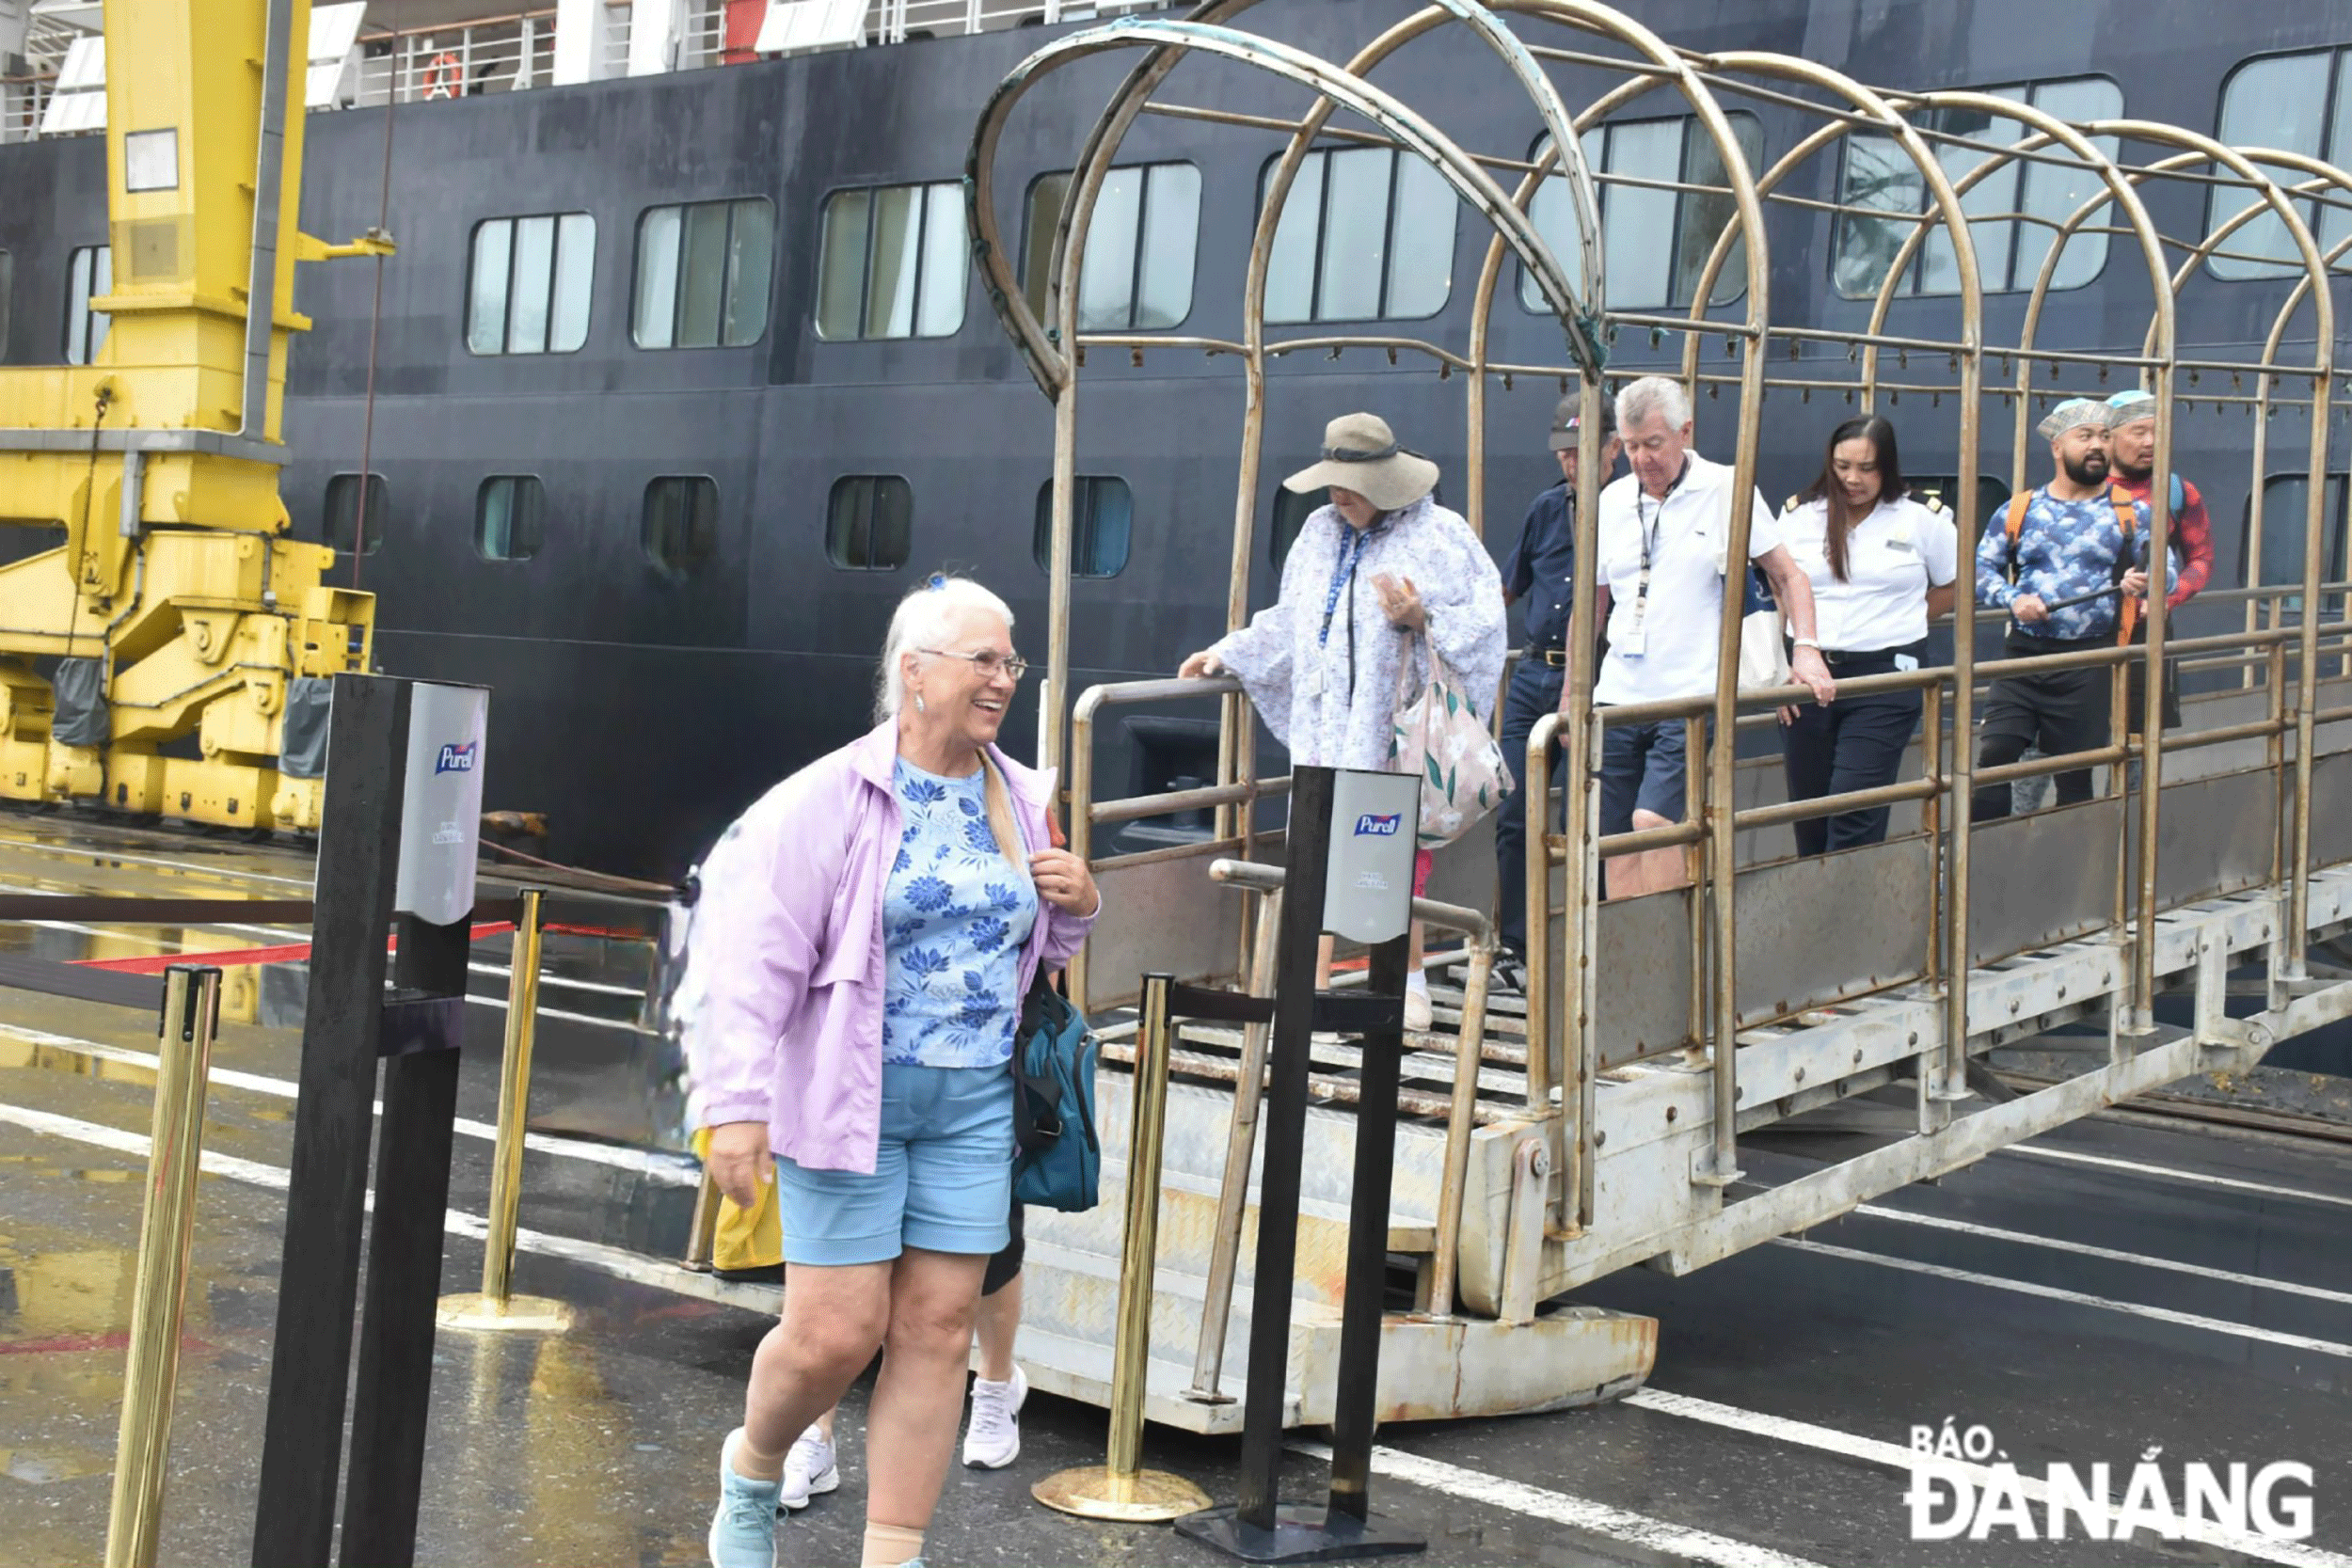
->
[1282, 412, 1440, 513]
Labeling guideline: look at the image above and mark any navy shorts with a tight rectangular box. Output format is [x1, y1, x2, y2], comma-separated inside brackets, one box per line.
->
[1598, 718, 1690, 836]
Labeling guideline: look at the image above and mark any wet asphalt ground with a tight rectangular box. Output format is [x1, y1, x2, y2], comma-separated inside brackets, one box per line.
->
[2, 810, 2349, 1568]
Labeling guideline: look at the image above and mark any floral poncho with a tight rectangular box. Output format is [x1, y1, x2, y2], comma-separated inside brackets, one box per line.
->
[1208, 497, 1508, 771]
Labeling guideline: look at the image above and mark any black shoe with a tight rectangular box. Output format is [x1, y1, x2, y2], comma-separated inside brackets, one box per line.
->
[1489, 951, 1529, 996]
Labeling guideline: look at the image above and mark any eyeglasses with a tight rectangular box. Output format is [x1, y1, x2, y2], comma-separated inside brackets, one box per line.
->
[920, 647, 1029, 682]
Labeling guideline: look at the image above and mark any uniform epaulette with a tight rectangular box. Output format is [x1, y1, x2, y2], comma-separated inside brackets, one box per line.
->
[1783, 494, 1801, 514]
[1922, 493, 1945, 513]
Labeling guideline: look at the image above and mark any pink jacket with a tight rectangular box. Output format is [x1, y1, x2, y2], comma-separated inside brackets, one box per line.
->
[682, 721, 1096, 1174]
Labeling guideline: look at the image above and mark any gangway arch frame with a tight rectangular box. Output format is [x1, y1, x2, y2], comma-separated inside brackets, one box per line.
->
[963, 0, 2352, 1333]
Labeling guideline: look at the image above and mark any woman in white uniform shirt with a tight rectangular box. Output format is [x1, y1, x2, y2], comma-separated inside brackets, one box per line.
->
[1777, 417, 1958, 854]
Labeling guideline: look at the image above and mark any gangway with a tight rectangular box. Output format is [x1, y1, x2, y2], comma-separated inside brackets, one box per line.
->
[958, 0, 2352, 1430]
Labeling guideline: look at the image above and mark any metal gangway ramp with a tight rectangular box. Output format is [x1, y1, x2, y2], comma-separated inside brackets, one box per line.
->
[964, 0, 2352, 1430]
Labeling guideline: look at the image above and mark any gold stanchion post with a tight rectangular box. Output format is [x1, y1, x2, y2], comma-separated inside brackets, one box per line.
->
[681, 1163, 723, 1272]
[104, 965, 221, 1568]
[1034, 973, 1212, 1522]
[439, 889, 573, 1332]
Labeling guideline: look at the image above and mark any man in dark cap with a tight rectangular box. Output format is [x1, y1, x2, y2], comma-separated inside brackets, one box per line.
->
[1492, 395, 1619, 992]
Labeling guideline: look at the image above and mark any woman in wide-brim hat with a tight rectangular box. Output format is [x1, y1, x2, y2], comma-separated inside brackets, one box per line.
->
[1180, 412, 1506, 1028]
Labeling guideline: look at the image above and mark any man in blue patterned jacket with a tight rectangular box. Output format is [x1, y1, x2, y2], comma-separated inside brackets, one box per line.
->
[1972, 398, 2159, 820]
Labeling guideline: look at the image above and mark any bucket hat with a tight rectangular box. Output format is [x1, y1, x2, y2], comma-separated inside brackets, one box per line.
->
[1282, 413, 1440, 512]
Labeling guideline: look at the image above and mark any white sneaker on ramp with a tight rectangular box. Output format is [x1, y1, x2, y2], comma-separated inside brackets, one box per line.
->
[961, 1365, 1027, 1469]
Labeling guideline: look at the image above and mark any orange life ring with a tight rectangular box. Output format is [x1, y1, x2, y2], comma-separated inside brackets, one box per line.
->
[421, 51, 461, 100]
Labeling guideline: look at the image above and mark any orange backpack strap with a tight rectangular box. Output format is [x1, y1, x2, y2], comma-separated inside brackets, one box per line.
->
[1996, 494, 2025, 588]
[2110, 484, 2142, 644]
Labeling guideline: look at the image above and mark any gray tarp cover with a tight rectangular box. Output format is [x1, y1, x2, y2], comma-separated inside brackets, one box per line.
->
[50, 658, 109, 748]
[280, 676, 332, 778]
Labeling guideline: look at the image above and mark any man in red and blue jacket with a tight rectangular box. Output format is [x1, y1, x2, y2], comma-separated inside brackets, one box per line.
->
[2106, 388, 2212, 734]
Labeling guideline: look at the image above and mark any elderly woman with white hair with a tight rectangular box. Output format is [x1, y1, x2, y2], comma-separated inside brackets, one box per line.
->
[684, 575, 1100, 1568]
[1180, 412, 1507, 1028]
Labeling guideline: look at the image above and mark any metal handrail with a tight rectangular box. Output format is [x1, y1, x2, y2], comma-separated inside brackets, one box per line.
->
[1201, 860, 1499, 1332]
[1066, 673, 1293, 1007]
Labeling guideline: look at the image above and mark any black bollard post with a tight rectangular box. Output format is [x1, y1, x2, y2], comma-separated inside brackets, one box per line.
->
[1327, 932, 1413, 1532]
[1233, 765, 1333, 1530]
[1177, 766, 1425, 1561]
[252, 674, 411, 1568]
[250, 674, 490, 1568]
[339, 913, 471, 1567]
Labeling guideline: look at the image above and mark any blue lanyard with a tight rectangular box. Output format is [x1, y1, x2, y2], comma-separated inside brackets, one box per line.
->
[1318, 527, 1370, 648]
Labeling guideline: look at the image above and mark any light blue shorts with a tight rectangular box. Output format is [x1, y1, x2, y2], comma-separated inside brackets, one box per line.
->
[774, 1062, 1015, 1266]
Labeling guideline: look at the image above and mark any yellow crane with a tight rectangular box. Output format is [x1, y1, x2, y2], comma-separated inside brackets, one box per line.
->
[0, 0, 385, 832]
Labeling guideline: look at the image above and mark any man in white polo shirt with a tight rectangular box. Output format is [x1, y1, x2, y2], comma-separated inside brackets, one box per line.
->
[1568, 375, 1836, 896]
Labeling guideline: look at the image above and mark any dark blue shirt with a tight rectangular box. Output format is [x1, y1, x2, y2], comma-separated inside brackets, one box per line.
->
[1503, 481, 1577, 651]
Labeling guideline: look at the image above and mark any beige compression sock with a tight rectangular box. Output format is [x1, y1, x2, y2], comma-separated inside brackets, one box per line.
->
[861, 1522, 927, 1566]
[731, 1429, 787, 1482]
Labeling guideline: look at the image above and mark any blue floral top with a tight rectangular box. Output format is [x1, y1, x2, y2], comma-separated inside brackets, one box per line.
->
[882, 759, 1040, 1068]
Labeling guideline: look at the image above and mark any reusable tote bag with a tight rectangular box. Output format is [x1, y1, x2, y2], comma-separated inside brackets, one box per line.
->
[1389, 632, 1513, 848]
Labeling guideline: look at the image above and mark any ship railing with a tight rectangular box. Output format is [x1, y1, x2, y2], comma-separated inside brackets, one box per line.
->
[599, 0, 731, 73]
[876, 0, 1177, 46]
[0, 72, 56, 145]
[346, 9, 561, 105]
[1522, 585, 2352, 1243]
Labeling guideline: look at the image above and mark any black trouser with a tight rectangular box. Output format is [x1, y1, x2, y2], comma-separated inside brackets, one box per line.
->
[2123, 620, 2183, 737]
[1493, 655, 1566, 955]
[1974, 632, 2113, 821]
[1779, 644, 1923, 855]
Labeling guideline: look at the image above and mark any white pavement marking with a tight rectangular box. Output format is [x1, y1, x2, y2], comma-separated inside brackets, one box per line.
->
[1775, 1238, 2352, 1358]
[1624, 1386, 2352, 1568]
[459, 990, 645, 1033]
[0, 1023, 698, 1185]
[1285, 1440, 1836, 1568]
[2009, 1144, 2352, 1211]
[466, 960, 647, 1001]
[0, 1099, 294, 1189]
[1845, 1201, 2352, 1308]
[0, 1100, 772, 1312]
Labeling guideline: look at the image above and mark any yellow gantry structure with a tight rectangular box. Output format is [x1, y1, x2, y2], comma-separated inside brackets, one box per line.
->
[0, 0, 388, 831]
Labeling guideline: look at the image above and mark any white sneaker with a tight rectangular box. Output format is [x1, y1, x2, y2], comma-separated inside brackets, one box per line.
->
[776, 1426, 837, 1513]
[1403, 987, 1434, 1033]
[961, 1365, 1027, 1469]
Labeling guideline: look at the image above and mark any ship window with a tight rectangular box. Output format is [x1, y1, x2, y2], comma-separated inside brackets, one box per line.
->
[1032, 477, 1133, 579]
[1519, 115, 1763, 313]
[1268, 484, 1323, 570]
[468, 214, 595, 355]
[1020, 163, 1201, 332]
[825, 476, 913, 571]
[1834, 75, 2121, 299]
[65, 245, 111, 365]
[643, 476, 719, 577]
[2209, 50, 2352, 278]
[475, 476, 547, 562]
[816, 181, 967, 341]
[324, 472, 387, 558]
[632, 198, 774, 350]
[2243, 474, 2349, 608]
[1262, 148, 1455, 324]
[1905, 474, 2012, 536]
